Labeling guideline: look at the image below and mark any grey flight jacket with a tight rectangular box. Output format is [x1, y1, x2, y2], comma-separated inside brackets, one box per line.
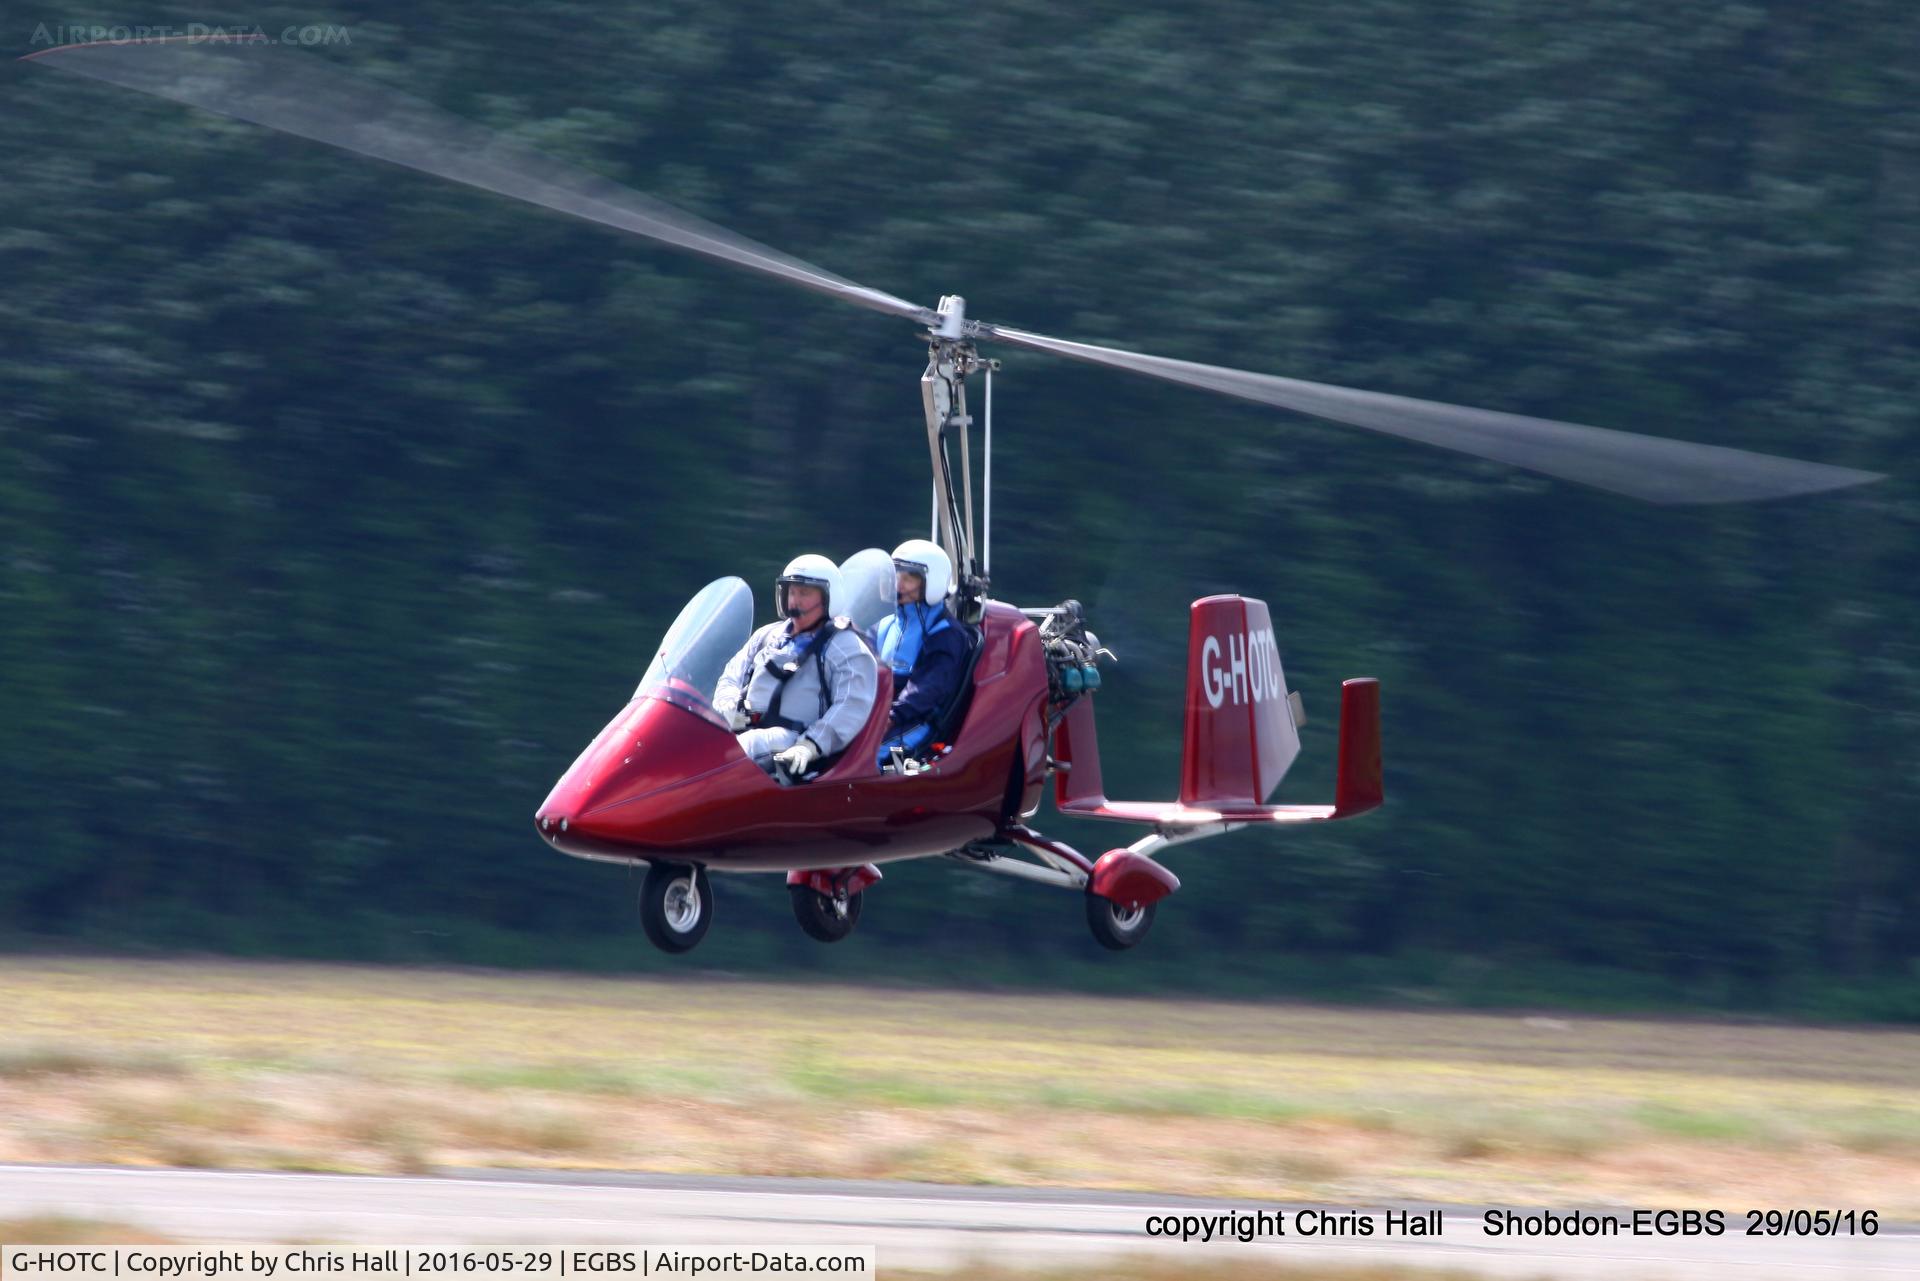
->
[714, 620, 879, 756]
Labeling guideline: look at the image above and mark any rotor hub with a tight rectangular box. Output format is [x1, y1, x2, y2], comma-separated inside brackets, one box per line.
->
[932, 294, 967, 340]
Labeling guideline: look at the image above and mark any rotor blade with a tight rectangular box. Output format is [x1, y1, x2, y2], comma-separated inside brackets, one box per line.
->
[23, 37, 934, 325]
[977, 324, 1883, 504]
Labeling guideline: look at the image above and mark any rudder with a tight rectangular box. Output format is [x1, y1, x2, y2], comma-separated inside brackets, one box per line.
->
[1180, 595, 1301, 807]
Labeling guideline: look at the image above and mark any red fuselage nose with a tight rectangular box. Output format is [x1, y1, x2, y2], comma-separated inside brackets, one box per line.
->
[535, 693, 757, 859]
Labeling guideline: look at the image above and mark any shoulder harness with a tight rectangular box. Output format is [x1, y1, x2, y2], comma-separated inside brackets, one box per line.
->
[757, 617, 851, 732]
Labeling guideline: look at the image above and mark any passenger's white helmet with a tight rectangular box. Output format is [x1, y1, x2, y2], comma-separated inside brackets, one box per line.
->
[775, 553, 843, 620]
[890, 538, 953, 605]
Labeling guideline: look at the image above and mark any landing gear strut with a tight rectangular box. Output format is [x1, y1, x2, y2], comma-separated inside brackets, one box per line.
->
[640, 862, 712, 953]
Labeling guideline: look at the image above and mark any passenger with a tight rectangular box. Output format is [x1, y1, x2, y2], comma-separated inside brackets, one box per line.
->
[714, 554, 878, 781]
[874, 539, 970, 767]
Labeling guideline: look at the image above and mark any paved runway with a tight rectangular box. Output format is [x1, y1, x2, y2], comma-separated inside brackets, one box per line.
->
[1, 1166, 1913, 1279]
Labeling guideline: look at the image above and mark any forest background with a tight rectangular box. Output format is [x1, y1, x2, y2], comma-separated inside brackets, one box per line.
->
[2, 0, 1914, 1017]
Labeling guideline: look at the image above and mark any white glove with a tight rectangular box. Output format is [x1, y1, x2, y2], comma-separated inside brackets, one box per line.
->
[772, 737, 820, 776]
[725, 706, 750, 732]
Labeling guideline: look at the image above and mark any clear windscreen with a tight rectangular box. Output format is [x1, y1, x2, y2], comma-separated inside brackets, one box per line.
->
[635, 577, 755, 715]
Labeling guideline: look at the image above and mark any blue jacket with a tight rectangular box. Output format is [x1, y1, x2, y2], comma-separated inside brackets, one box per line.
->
[875, 603, 969, 732]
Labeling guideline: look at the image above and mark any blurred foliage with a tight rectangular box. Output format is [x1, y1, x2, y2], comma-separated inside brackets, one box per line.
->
[0, 1, 1914, 1014]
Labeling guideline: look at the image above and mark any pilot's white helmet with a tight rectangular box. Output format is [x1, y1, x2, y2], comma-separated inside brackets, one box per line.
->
[890, 538, 953, 604]
[775, 553, 843, 619]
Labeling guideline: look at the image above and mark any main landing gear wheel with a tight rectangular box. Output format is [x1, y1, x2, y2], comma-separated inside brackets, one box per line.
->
[790, 883, 863, 943]
[640, 862, 712, 953]
[1086, 892, 1155, 951]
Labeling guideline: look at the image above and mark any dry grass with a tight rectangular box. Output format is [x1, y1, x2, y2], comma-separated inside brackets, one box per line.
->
[1, 958, 1916, 1213]
[0, 1216, 178, 1243]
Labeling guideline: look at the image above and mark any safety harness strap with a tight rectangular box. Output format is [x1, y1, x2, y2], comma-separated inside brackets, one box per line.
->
[758, 619, 842, 731]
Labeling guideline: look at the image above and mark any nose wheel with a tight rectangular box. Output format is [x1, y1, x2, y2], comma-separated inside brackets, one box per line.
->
[790, 883, 863, 943]
[641, 862, 712, 953]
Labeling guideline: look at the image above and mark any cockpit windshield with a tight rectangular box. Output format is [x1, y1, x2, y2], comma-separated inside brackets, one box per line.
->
[635, 576, 755, 713]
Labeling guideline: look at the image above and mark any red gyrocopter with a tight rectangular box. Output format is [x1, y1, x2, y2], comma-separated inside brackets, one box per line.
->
[28, 37, 1882, 953]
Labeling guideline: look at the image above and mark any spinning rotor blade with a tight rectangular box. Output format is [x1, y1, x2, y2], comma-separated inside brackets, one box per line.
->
[24, 37, 933, 325]
[977, 325, 1883, 504]
[28, 40, 1884, 505]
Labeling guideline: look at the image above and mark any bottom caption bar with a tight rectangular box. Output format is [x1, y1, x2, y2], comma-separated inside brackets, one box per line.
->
[1, 1248, 876, 1281]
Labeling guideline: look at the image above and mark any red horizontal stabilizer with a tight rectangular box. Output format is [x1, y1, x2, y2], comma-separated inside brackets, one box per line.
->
[1057, 677, 1382, 828]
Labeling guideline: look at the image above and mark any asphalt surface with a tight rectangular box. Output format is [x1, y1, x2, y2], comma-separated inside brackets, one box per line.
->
[1, 1165, 1914, 1279]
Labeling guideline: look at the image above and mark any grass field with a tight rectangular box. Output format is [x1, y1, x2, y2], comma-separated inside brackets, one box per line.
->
[1, 958, 1916, 1214]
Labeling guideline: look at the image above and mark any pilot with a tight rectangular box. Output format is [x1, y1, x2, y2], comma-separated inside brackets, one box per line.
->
[874, 538, 970, 766]
[715, 554, 878, 781]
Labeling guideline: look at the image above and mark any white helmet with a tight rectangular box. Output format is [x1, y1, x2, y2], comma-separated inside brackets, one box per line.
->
[775, 553, 843, 620]
[890, 538, 952, 605]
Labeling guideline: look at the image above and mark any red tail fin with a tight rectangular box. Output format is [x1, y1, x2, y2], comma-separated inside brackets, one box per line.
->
[1181, 596, 1301, 807]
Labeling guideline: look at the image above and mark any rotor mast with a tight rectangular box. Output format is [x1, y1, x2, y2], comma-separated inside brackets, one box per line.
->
[922, 295, 995, 620]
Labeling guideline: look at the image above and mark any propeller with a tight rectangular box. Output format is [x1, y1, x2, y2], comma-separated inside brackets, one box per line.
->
[26, 36, 1883, 505]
